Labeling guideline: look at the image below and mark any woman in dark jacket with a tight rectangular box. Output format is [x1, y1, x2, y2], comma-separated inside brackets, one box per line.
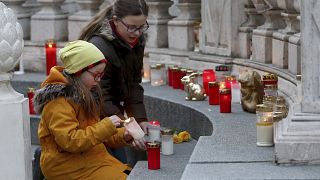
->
[79, 0, 149, 166]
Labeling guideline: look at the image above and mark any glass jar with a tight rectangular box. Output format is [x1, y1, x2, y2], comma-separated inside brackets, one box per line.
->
[208, 81, 219, 105]
[202, 69, 216, 94]
[148, 121, 161, 142]
[171, 67, 180, 89]
[262, 73, 278, 87]
[256, 104, 274, 147]
[264, 84, 278, 97]
[156, 63, 166, 85]
[215, 65, 229, 82]
[150, 65, 163, 86]
[161, 128, 174, 155]
[219, 89, 231, 113]
[147, 142, 161, 170]
[27, 87, 36, 115]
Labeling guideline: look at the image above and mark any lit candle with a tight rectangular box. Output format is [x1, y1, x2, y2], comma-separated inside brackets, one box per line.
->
[256, 104, 274, 146]
[156, 64, 166, 85]
[148, 121, 161, 142]
[167, 65, 175, 87]
[215, 65, 229, 82]
[45, 39, 57, 75]
[27, 87, 36, 115]
[161, 128, 174, 155]
[224, 76, 232, 89]
[172, 67, 181, 89]
[147, 142, 161, 170]
[142, 61, 150, 83]
[202, 69, 216, 94]
[219, 89, 231, 113]
[208, 81, 219, 105]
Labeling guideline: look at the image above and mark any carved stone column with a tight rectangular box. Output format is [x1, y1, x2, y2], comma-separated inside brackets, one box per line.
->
[0, 2, 32, 179]
[68, 0, 103, 41]
[199, 0, 246, 56]
[146, 0, 173, 48]
[274, 0, 320, 164]
[252, 0, 285, 63]
[30, 0, 68, 42]
[288, 0, 301, 75]
[168, 0, 201, 51]
[238, 0, 264, 59]
[2, 0, 32, 40]
[272, 0, 299, 69]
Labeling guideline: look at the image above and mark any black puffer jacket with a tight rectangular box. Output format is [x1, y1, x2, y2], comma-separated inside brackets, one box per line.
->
[88, 20, 147, 122]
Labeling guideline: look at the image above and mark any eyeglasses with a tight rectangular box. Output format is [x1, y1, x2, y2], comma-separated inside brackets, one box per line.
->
[87, 70, 104, 81]
[118, 19, 149, 33]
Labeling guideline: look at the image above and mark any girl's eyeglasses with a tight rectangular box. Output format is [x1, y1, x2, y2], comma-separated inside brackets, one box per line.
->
[87, 70, 104, 81]
[118, 19, 149, 33]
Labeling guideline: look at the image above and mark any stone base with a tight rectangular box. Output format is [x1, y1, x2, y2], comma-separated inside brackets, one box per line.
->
[252, 29, 274, 64]
[238, 31, 252, 59]
[147, 19, 170, 48]
[288, 34, 301, 75]
[68, 15, 91, 41]
[272, 32, 289, 69]
[0, 98, 32, 179]
[168, 20, 196, 51]
[30, 14, 68, 42]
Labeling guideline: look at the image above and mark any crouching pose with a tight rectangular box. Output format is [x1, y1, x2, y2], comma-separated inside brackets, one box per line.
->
[34, 40, 133, 180]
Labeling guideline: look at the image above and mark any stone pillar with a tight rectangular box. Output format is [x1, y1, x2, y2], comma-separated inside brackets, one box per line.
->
[2, 0, 32, 40]
[146, 0, 173, 48]
[274, 0, 320, 165]
[31, 0, 68, 42]
[238, 0, 264, 59]
[199, 0, 246, 57]
[288, 0, 301, 75]
[22, 0, 41, 14]
[168, 0, 201, 51]
[0, 3, 32, 179]
[272, 0, 299, 69]
[251, 0, 285, 63]
[68, 0, 103, 41]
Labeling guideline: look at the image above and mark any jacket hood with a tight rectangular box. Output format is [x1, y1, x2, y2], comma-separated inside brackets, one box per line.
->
[33, 66, 82, 114]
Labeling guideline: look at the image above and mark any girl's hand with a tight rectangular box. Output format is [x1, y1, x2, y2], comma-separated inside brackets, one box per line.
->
[124, 128, 133, 143]
[109, 115, 121, 127]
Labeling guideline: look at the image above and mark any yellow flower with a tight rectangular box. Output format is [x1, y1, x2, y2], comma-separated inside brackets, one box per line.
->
[178, 131, 191, 142]
[173, 134, 183, 144]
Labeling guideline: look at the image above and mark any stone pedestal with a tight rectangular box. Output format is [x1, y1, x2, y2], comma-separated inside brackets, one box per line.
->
[68, 0, 103, 41]
[146, 1, 172, 48]
[252, 29, 273, 63]
[168, 2, 201, 51]
[200, 0, 246, 57]
[31, 0, 68, 42]
[274, 0, 320, 165]
[272, 32, 289, 68]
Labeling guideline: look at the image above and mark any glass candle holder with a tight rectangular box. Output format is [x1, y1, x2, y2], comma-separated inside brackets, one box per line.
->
[150, 65, 163, 86]
[148, 121, 161, 142]
[264, 84, 278, 97]
[172, 67, 181, 89]
[219, 89, 231, 113]
[262, 73, 278, 87]
[256, 104, 274, 147]
[215, 65, 230, 82]
[224, 76, 233, 89]
[45, 39, 57, 75]
[231, 80, 241, 104]
[123, 117, 145, 140]
[202, 69, 216, 94]
[161, 128, 174, 155]
[156, 64, 166, 85]
[208, 81, 219, 105]
[147, 142, 161, 170]
[167, 65, 175, 87]
[27, 87, 36, 115]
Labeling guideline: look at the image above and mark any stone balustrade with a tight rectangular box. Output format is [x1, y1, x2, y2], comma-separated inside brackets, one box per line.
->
[2, 0, 320, 165]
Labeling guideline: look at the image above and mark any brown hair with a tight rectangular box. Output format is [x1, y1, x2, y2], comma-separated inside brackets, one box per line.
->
[64, 72, 104, 119]
[79, 0, 149, 41]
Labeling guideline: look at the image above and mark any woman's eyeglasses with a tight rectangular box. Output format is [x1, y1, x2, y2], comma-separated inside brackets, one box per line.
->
[118, 19, 149, 33]
[87, 70, 104, 81]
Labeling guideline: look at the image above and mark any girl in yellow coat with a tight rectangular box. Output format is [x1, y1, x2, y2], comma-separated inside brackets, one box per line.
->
[34, 40, 134, 180]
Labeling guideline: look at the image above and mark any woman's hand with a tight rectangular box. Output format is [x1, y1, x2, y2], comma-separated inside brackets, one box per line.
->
[109, 115, 121, 127]
[124, 128, 133, 143]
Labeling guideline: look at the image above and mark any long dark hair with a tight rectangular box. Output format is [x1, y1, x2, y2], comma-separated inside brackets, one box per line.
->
[63, 71, 104, 119]
[79, 0, 149, 41]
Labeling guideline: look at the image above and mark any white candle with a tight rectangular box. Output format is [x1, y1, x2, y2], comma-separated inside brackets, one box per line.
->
[161, 135, 173, 155]
[148, 121, 161, 142]
[256, 122, 273, 146]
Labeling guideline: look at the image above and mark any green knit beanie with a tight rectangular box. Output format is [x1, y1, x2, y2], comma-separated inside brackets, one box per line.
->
[59, 40, 105, 74]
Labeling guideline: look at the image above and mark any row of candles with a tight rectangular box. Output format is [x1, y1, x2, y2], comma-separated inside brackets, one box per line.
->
[256, 73, 288, 147]
[148, 64, 241, 113]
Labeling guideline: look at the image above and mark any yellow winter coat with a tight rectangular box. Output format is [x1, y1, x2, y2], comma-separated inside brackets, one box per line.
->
[34, 67, 131, 180]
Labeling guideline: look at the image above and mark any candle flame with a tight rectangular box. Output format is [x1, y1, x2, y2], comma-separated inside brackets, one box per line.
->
[48, 44, 53, 48]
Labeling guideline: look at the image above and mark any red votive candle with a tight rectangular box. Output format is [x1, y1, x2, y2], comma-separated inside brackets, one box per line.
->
[180, 68, 187, 90]
[147, 142, 160, 170]
[45, 39, 57, 75]
[220, 89, 231, 113]
[27, 87, 36, 115]
[172, 67, 180, 89]
[167, 65, 174, 87]
[208, 82, 219, 105]
[202, 69, 216, 94]
[224, 76, 233, 89]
